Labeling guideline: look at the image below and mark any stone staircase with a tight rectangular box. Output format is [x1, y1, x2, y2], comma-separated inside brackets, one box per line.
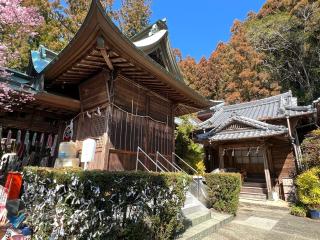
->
[240, 178, 268, 201]
[176, 192, 233, 240]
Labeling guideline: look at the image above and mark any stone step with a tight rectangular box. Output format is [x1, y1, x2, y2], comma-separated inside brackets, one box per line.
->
[241, 186, 267, 194]
[240, 192, 267, 201]
[177, 212, 233, 240]
[243, 182, 267, 188]
[183, 192, 208, 215]
[185, 195, 196, 205]
[245, 178, 266, 183]
[182, 204, 206, 215]
[184, 211, 211, 227]
[177, 218, 220, 240]
[239, 198, 290, 211]
[202, 227, 240, 240]
[202, 232, 234, 240]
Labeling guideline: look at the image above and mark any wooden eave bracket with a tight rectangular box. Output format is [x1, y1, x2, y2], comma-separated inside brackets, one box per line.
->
[97, 36, 114, 71]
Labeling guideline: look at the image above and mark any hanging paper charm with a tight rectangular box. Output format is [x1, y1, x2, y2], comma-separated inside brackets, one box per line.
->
[63, 120, 73, 141]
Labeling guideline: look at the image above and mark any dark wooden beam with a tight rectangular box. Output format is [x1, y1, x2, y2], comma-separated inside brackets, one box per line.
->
[123, 72, 150, 76]
[85, 55, 105, 62]
[71, 67, 97, 72]
[67, 70, 94, 75]
[34, 92, 81, 112]
[113, 62, 134, 67]
[100, 49, 114, 70]
[62, 73, 91, 78]
[109, 57, 127, 63]
[80, 59, 105, 66]
[75, 63, 102, 69]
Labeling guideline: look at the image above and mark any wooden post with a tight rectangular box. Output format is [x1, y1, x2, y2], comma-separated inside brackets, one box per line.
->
[286, 116, 301, 170]
[218, 146, 224, 170]
[171, 104, 175, 163]
[103, 71, 112, 171]
[266, 145, 274, 178]
[262, 146, 272, 199]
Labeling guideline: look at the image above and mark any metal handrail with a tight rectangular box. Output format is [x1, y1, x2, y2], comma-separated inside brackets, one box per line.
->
[155, 151, 169, 172]
[136, 147, 165, 172]
[171, 161, 186, 173]
[136, 159, 150, 172]
[155, 155, 170, 172]
[156, 151, 180, 172]
[172, 152, 201, 199]
[172, 152, 198, 175]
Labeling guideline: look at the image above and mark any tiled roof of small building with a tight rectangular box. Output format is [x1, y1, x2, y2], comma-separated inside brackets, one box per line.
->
[199, 91, 315, 130]
[197, 116, 288, 141]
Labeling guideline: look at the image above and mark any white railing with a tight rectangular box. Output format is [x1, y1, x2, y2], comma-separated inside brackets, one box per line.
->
[156, 151, 180, 172]
[172, 152, 198, 175]
[136, 147, 165, 172]
[135, 147, 202, 200]
[172, 152, 200, 199]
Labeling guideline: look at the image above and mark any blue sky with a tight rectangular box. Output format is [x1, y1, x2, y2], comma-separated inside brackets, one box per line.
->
[148, 0, 266, 61]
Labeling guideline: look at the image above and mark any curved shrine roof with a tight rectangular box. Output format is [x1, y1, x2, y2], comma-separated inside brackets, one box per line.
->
[38, 0, 210, 111]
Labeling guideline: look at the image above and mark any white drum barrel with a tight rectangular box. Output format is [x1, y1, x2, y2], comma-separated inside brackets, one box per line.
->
[58, 141, 77, 159]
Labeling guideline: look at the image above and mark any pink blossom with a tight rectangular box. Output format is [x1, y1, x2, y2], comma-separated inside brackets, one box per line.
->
[0, 82, 34, 112]
[0, 0, 43, 74]
[0, 0, 41, 110]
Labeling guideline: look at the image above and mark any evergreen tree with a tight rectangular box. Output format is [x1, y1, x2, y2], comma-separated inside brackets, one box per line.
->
[247, 0, 320, 103]
[175, 116, 205, 174]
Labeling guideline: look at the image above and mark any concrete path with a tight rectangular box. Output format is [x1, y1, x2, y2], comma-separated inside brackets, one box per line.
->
[204, 205, 320, 240]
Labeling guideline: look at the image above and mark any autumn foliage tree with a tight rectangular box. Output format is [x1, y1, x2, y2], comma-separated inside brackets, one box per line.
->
[219, 21, 280, 103]
[178, 21, 280, 104]
[178, 0, 320, 105]
[118, 0, 152, 38]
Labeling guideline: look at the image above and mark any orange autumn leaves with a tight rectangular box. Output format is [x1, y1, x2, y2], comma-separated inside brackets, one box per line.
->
[177, 21, 280, 104]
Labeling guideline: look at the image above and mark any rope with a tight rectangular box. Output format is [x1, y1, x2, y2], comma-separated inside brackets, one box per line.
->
[125, 112, 128, 151]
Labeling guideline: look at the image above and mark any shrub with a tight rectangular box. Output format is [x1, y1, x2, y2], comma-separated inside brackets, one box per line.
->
[195, 160, 206, 175]
[301, 129, 320, 170]
[175, 116, 204, 174]
[22, 167, 191, 240]
[290, 203, 307, 217]
[204, 173, 241, 215]
[296, 167, 320, 210]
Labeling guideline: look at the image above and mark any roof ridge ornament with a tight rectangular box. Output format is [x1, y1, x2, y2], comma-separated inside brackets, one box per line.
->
[149, 24, 159, 36]
[96, 36, 114, 71]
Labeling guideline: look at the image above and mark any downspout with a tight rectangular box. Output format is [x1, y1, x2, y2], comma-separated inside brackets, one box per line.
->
[286, 115, 301, 171]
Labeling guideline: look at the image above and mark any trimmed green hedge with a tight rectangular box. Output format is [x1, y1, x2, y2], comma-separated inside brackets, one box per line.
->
[204, 173, 241, 215]
[22, 167, 191, 240]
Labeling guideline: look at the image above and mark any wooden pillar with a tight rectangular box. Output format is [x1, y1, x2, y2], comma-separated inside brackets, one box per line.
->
[171, 104, 175, 161]
[144, 94, 150, 153]
[286, 116, 301, 170]
[103, 71, 112, 171]
[262, 146, 272, 199]
[218, 146, 224, 169]
[266, 146, 274, 178]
